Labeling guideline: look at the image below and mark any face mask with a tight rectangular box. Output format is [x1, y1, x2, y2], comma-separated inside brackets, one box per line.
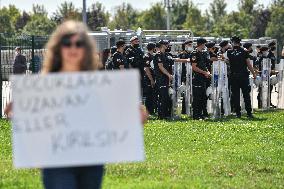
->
[263, 51, 269, 57]
[186, 46, 194, 52]
[133, 44, 140, 48]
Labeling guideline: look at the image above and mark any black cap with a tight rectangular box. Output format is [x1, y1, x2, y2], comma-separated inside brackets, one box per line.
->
[110, 46, 117, 54]
[206, 42, 216, 48]
[146, 42, 156, 50]
[219, 40, 229, 48]
[183, 40, 193, 45]
[158, 40, 169, 45]
[256, 45, 261, 49]
[243, 42, 252, 49]
[196, 38, 207, 46]
[260, 46, 269, 52]
[231, 36, 242, 43]
[116, 40, 125, 48]
[268, 41, 276, 47]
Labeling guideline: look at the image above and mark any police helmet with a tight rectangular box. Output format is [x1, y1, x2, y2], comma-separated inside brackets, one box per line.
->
[254, 76, 262, 87]
[206, 86, 213, 99]
[243, 42, 253, 50]
[184, 40, 193, 45]
[158, 40, 169, 46]
[230, 36, 242, 43]
[196, 38, 207, 46]
[270, 75, 279, 85]
[206, 42, 216, 49]
[146, 42, 156, 50]
[219, 40, 229, 48]
[116, 40, 125, 48]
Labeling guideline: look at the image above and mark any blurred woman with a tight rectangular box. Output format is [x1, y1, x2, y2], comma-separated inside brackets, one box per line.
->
[5, 20, 148, 189]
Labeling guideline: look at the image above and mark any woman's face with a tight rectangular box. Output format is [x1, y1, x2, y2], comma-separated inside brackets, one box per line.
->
[61, 34, 86, 69]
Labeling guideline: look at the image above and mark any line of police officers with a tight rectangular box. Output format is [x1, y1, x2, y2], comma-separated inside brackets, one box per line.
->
[102, 36, 277, 120]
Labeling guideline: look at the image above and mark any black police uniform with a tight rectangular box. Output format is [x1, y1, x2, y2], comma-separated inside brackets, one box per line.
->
[227, 46, 252, 116]
[154, 51, 172, 118]
[125, 45, 145, 82]
[143, 52, 156, 114]
[112, 51, 127, 69]
[191, 50, 210, 119]
[178, 51, 191, 114]
[255, 52, 276, 108]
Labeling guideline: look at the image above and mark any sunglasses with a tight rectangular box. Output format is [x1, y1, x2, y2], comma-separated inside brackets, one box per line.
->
[61, 38, 86, 48]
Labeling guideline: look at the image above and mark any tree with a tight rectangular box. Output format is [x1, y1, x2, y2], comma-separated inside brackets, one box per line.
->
[171, 0, 190, 29]
[239, 0, 257, 15]
[109, 3, 139, 30]
[1, 5, 21, 26]
[23, 16, 56, 36]
[52, 1, 81, 24]
[32, 4, 48, 16]
[23, 4, 55, 35]
[212, 11, 251, 38]
[251, 7, 270, 38]
[183, 2, 208, 36]
[266, 1, 284, 55]
[15, 11, 31, 31]
[209, 0, 227, 23]
[0, 10, 14, 35]
[137, 3, 166, 30]
[87, 2, 110, 31]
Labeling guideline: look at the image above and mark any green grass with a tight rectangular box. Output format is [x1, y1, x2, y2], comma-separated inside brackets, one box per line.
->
[1, 111, 284, 189]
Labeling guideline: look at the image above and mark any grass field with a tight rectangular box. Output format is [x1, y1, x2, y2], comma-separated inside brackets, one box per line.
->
[0, 111, 284, 189]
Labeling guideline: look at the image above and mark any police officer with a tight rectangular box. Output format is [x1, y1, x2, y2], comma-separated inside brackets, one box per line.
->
[268, 41, 276, 70]
[191, 38, 211, 120]
[112, 40, 127, 70]
[255, 46, 276, 108]
[179, 40, 193, 114]
[219, 40, 231, 54]
[206, 42, 218, 73]
[226, 36, 257, 118]
[154, 40, 173, 119]
[144, 42, 156, 115]
[105, 46, 117, 70]
[125, 36, 145, 82]
[179, 40, 193, 83]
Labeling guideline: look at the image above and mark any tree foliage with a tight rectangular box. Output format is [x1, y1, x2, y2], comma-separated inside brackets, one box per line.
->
[137, 3, 166, 30]
[52, 1, 81, 24]
[209, 0, 227, 23]
[109, 3, 139, 30]
[87, 2, 109, 31]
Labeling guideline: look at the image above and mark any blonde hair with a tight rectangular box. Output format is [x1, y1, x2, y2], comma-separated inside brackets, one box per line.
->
[42, 20, 101, 73]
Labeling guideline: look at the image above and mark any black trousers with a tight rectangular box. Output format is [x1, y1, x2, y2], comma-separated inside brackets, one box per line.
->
[257, 85, 274, 108]
[230, 74, 252, 115]
[144, 85, 155, 114]
[158, 86, 172, 119]
[192, 82, 207, 119]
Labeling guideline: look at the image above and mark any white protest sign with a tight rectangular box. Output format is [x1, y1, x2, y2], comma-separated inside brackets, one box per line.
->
[11, 70, 144, 168]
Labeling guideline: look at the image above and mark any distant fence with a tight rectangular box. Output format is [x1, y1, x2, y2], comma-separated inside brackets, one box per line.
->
[0, 34, 49, 116]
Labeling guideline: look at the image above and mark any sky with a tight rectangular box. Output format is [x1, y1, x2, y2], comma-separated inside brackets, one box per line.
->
[0, 0, 272, 16]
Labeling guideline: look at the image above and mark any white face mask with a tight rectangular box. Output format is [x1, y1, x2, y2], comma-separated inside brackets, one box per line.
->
[186, 46, 194, 52]
[263, 51, 269, 57]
